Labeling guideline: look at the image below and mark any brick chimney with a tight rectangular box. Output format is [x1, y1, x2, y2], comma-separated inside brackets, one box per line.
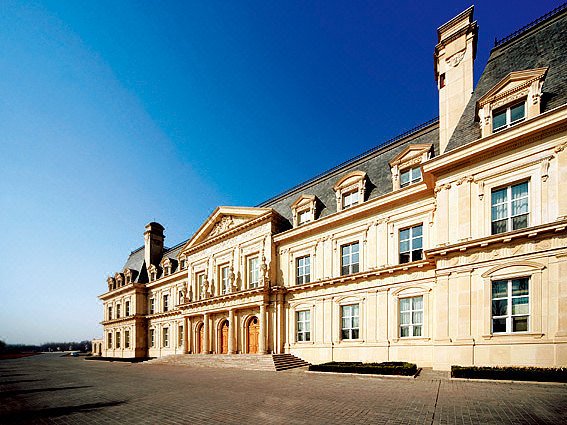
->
[434, 6, 478, 154]
[144, 222, 164, 268]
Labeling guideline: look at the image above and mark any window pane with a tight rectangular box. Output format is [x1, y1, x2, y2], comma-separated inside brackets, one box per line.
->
[492, 219, 508, 234]
[341, 330, 350, 339]
[412, 249, 423, 261]
[492, 318, 507, 333]
[400, 312, 410, 325]
[413, 236, 423, 250]
[351, 243, 359, 254]
[351, 263, 359, 273]
[400, 170, 410, 186]
[413, 225, 423, 237]
[513, 316, 528, 332]
[400, 326, 409, 337]
[412, 311, 423, 325]
[512, 279, 529, 295]
[352, 317, 359, 328]
[400, 298, 410, 311]
[305, 332, 311, 341]
[413, 296, 423, 310]
[493, 110, 506, 130]
[351, 329, 359, 339]
[342, 318, 350, 329]
[353, 305, 359, 315]
[492, 188, 507, 205]
[411, 167, 422, 181]
[510, 103, 525, 122]
[413, 325, 422, 337]
[492, 281, 508, 298]
[512, 297, 529, 315]
[399, 253, 410, 263]
[492, 204, 508, 221]
[399, 229, 409, 241]
[297, 333, 304, 342]
[400, 240, 410, 252]
[492, 299, 508, 316]
[512, 214, 528, 230]
[511, 182, 528, 199]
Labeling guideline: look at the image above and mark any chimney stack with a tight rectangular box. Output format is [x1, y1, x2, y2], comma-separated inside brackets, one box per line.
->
[434, 6, 477, 154]
[144, 222, 164, 269]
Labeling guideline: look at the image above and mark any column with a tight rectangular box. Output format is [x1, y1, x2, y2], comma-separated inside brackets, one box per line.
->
[228, 309, 236, 354]
[183, 317, 189, 354]
[276, 294, 284, 354]
[259, 304, 267, 354]
[203, 313, 210, 354]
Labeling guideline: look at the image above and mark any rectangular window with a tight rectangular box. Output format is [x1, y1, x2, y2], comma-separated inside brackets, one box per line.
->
[125, 330, 130, 349]
[107, 332, 112, 349]
[125, 301, 130, 317]
[492, 278, 529, 333]
[493, 102, 525, 132]
[341, 242, 360, 275]
[116, 304, 121, 319]
[163, 327, 169, 347]
[296, 310, 311, 342]
[399, 224, 423, 263]
[342, 190, 359, 209]
[107, 306, 112, 321]
[296, 256, 311, 285]
[298, 209, 311, 225]
[163, 294, 169, 312]
[149, 329, 155, 348]
[248, 257, 260, 288]
[116, 331, 121, 349]
[341, 304, 359, 340]
[220, 265, 230, 294]
[149, 298, 155, 315]
[180, 259, 186, 270]
[178, 290, 184, 305]
[399, 296, 423, 337]
[491, 182, 529, 234]
[400, 167, 422, 188]
[197, 273, 205, 299]
[178, 325, 184, 347]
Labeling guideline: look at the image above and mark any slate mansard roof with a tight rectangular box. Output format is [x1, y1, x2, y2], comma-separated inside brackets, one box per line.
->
[447, 6, 567, 152]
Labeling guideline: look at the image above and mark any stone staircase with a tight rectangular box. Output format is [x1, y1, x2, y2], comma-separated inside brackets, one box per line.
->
[144, 353, 310, 371]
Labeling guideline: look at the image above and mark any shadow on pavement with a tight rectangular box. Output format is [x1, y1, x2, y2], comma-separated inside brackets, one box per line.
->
[0, 385, 91, 399]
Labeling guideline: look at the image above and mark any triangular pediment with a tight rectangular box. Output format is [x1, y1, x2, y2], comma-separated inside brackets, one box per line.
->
[181, 206, 272, 252]
[478, 68, 548, 107]
[291, 194, 316, 209]
[389, 144, 432, 167]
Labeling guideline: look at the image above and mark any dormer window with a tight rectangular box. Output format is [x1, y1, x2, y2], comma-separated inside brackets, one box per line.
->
[400, 166, 422, 188]
[291, 194, 317, 227]
[333, 171, 366, 212]
[148, 265, 158, 282]
[298, 210, 311, 225]
[492, 101, 525, 133]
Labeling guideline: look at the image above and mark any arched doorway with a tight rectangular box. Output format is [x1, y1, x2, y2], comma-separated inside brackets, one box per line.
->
[196, 323, 204, 354]
[220, 320, 229, 354]
[247, 316, 259, 354]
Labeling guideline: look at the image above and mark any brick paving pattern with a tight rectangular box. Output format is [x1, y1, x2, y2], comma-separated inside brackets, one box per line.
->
[0, 354, 566, 424]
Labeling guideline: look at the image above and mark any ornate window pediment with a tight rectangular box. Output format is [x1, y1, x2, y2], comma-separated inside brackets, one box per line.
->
[333, 171, 367, 212]
[148, 264, 160, 282]
[389, 144, 432, 190]
[123, 268, 137, 284]
[477, 68, 548, 137]
[114, 273, 124, 288]
[160, 257, 177, 276]
[291, 194, 317, 227]
[107, 277, 115, 291]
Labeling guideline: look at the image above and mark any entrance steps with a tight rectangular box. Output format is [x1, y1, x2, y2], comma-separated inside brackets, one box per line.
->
[144, 353, 310, 371]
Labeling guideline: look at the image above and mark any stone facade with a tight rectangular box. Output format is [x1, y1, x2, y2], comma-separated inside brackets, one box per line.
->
[96, 6, 567, 370]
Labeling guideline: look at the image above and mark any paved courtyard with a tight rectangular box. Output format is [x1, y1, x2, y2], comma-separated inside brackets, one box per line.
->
[0, 354, 566, 424]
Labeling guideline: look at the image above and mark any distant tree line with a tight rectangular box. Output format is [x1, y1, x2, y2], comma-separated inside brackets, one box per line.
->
[0, 340, 92, 353]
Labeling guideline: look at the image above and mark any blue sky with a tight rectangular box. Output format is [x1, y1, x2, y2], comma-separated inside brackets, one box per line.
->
[0, 0, 561, 344]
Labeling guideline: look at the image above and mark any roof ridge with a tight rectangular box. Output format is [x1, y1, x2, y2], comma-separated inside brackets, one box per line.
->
[494, 2, 567, 48]
[257, 117, 439, 207]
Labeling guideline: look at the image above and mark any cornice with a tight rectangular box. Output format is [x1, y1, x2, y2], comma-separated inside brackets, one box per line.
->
[426, 219, 567, 258]
[100, 314, 145, 326]
[179, 287, 268, 309]
[98, 283, 146, 301]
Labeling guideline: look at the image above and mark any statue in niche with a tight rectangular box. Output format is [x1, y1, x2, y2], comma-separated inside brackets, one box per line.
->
[229, 265, 236, 293]
[236, 271, 242, 291]
[204, 274, 210, 298]
[209, 278, 215, 297]
[259, 256, 269, 287]
[185, 282, 193, 302]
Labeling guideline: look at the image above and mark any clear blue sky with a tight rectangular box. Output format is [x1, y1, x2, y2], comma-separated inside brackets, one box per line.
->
[0, 0, 561, 344]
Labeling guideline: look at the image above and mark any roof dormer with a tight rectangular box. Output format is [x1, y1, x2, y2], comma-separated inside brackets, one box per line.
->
[291, 194, 317, 227]
[389, 144, 432, 190]
[161, 257, 177, 276]
[477, 68, 548, 137]
[333, 171, 367, 212]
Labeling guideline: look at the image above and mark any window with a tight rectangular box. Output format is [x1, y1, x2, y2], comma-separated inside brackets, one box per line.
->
[162, 327, 169, 347]
[400, 167, 422, 188]
[149, 329, 155, 348]
[298, 210, 311, 225]
[178, 290, 184, 304]
[296, 256, 311, 285]
[199, 274, 207, 298]
[220, 265, 230, 294]
[492, 278, 529, 333]
[492, 102, 525, 132]
[125, 330, 130, 349]
[107, 332, 112, 349]
[491, 182, 529, 234]
[116, 304, 121, 319]
[149, 298, 155, 315]
[341, 304, 359, 339]
[248, 257, 260, 288]
[296, 311, 311, 342]
[163, 294, 169, 312]
[116, 331, 121, 349]
[399, 296, 423, 337]
[107, 306, 112, 321]
[341, 243, 359, 275]
[178, 325, 184, 347]
[399, 225, 423, 263]
[180, 259, 186, 270]
[125, 301, 130, 317]
[342, 190, 359, 209]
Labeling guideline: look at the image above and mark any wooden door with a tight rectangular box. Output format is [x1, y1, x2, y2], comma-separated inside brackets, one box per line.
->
[247, 317, 259, 354]
[198, 324, 204, 354]
[221, 321, 229, 354]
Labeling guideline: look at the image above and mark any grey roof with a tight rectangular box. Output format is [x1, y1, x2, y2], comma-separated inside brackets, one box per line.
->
[259, 121, 439, 224]
[446, 8, 567, 152]
[121, 240, 188, 283]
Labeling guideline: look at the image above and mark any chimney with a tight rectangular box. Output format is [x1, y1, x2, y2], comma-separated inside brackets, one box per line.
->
[434, 6, 478, 154]
[144, 222, 165, 268]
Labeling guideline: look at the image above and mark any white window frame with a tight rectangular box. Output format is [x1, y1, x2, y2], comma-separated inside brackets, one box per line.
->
[178, 324, 184, 347]
[298, 209, 311, 225]
[296, 256, 311, 285]
[492, 101, 526, 132]
[400, 166, 422, 188]
[340, 242, 360, 276]
[197, 273, 206, 299]
[149, 298, 155, 315]
[124, 330, 130, 349]
[116, 303, 121, 319]
[107, 305, 113, 321]
[340, 304, 360, 340]
[399, 296, 423, 338]
[296, 310, 311, 342]
[399, 224, 423, 264]
[491, 278, 530, 334]
[163, 294, 169, 312]
[491, 181, 529, 235]
[125, 300, 130, 317]
[220, 265, 230, 294]
[248, 256, 260, 289]
[116, 331, 121, 349]
[107, 332, 112, 349]
[341, 190, 359, 209]
[162, 327, 169, 347]
[149, 329, 155, 348]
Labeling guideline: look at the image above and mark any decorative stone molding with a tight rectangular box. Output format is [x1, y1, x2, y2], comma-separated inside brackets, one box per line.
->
[290, 194, 317, 227]
[333, 171, 367, 211]
[389, 144, 432, 190]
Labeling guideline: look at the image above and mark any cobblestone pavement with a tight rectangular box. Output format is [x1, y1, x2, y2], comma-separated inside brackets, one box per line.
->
[0, 354, 566, 424]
